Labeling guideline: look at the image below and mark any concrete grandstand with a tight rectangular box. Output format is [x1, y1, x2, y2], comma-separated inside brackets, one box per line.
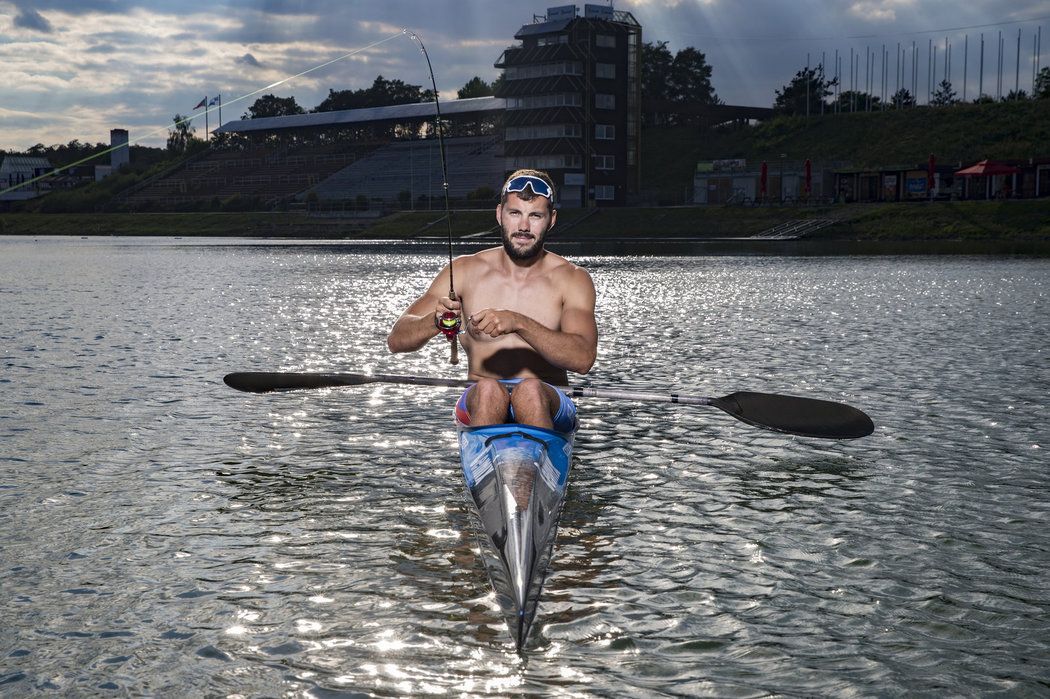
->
[117, 97, 505, 212]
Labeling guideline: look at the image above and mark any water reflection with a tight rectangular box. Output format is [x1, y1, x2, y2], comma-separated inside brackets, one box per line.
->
[2, 239, 1047, 695]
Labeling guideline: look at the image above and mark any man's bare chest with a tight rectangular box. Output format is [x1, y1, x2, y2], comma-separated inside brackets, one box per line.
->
[464, 273, 563, 330]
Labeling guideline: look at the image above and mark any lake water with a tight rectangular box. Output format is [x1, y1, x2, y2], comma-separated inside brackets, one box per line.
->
[1, 237, 1046, 696]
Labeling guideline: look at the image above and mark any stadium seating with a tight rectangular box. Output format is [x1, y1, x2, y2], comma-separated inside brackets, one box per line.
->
[307, 136, 504, 205]
[119, 136, 503, 210]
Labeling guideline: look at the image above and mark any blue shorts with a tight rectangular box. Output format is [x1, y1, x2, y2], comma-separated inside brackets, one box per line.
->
[455, 378, 577, 433]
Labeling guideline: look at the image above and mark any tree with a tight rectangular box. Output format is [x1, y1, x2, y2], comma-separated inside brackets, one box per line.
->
[313, 75, 435, 112]
[1035, 67, 1050, 99]
[1005, 88, 1029, 101]
[890, 88, 916, 109]
[641, 40, 719, 125]
[19, 139, 109, 167]
[457, 76, 494, 99]
[669, 47, 718, 106]
[491, 73, 505, 95]
[774, 65, 834, 116]
[314, 88, 357, 112]
[642, 40, 674, 104]
[930, 79, 958, 107]
[829, 89, 880, 112]
[167, 113, 195, 153]
[242, 94, 304, 119]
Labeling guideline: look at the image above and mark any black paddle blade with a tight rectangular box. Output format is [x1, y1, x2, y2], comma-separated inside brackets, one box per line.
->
[223, 372, 370, 393]
[711, 392, 874, 439]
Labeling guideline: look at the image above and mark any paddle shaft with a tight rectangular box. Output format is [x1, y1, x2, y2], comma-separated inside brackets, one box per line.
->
[226, 371, 714, 403]
[223, 371, 873, 439]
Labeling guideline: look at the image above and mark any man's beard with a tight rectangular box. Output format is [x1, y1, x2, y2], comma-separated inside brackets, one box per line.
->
[501, 227, 545, 260]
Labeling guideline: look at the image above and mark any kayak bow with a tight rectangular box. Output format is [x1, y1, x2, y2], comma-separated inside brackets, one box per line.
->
[457, 419, 576, 651]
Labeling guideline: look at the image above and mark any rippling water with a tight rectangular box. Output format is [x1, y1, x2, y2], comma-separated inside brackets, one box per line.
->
[1, 237, 1047, 696]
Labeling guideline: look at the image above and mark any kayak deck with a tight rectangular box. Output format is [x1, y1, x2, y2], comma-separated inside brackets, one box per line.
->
[457, 421, 575, 650]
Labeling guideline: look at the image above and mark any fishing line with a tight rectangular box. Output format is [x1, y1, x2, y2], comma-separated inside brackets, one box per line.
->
[1, 32, 404, 197]
[404, 29, 461, 365]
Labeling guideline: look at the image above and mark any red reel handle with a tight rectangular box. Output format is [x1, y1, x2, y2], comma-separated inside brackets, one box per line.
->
[438, 311, 460, 365]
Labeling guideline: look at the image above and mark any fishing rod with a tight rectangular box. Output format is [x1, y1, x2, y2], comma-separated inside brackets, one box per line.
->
[1, 32, 405, 198]
[405, 30, 461, 365]
[10, 28, 463, 363]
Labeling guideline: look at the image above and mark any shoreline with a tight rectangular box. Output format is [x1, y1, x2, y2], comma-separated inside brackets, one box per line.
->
[5, 235, 1047, 257]
[2, 199, 1048, 255]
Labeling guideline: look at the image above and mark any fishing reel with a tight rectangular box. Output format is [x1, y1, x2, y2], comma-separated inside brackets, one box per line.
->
[437, 312, 461, 339]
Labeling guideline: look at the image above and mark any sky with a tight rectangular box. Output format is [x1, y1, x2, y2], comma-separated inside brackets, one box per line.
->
[1, 0, 1048, 151]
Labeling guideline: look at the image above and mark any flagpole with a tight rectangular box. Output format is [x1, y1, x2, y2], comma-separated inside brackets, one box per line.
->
[204, 96, 210, 141]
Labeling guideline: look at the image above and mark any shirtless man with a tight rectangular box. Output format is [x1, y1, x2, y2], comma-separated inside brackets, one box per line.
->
[387, 169, 597, 431]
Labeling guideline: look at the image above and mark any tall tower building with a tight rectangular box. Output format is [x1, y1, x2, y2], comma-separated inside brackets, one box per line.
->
[495, 4, 641, 207]
[110, 129, 130, 170]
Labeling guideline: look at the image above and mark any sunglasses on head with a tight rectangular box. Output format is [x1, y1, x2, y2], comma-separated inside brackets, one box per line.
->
[502, 175, 552, 200]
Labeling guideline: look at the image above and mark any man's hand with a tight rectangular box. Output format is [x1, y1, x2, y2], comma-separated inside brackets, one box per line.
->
[435, 295, 462, 329]
[468, 308, 520, 338]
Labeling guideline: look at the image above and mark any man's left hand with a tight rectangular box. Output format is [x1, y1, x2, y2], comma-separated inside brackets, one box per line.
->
[468, 309, 520, 338]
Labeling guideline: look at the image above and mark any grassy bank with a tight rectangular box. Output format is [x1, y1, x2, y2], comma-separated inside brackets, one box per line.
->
[4, 198, 1048, 244]
[643, 99, 1050, 196]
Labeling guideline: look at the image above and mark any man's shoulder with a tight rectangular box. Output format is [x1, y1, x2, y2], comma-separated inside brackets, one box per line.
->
[461, 247, 504, 265]
[454, 247, 499, 273]
[545, 251, 592, 283]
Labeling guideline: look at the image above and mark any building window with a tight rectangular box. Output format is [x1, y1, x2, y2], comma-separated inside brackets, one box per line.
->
[507, 154, 583, 170]
[594, 185, 616, 200]
[506, 61, 583, 80]
[595, 94, 615, 110]
[537, 35, 570, 47]
[596, 34, 616, 48]
[594, 155, 615, 170]
[595, 124, 615, 140]
[506, 124, 582, 141]
[596, 62, 616, 80]
[506, 92, 583, 110]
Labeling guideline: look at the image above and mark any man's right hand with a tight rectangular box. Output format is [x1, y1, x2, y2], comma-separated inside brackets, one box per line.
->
[435, 295, 462, 330]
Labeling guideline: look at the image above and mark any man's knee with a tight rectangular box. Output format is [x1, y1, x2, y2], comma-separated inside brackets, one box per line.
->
[509, 378, 553, 411]
[467, 378, 510, 418]
[471, 377, 507, 402]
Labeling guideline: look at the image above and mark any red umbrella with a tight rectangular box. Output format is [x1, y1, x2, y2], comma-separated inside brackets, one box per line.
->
[927, 154, 935, 192]
[954, 160, 1021, 176]
[804, 159, 812, 196]
[759, 161, 768, 198]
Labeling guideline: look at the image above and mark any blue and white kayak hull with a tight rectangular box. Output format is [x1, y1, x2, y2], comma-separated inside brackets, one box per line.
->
[457, 422, 575, 650]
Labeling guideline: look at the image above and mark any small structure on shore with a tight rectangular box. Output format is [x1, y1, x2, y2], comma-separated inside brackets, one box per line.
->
[0, 155, 54, 202]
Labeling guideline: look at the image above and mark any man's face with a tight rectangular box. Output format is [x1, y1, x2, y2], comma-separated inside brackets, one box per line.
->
[497, 191, 556, 260]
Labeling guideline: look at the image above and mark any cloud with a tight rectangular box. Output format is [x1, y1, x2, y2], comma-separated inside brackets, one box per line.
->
[848, 0, 915, 23]
[14, 7, 54, 32]
[236, 53, 262, 68]
[85, 43, 119, 54]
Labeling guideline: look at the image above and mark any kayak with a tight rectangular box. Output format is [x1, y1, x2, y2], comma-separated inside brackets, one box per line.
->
[456, 417, 577, 651]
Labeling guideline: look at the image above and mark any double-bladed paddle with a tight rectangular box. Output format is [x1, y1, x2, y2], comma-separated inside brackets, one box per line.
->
[223, 371, 874, 440]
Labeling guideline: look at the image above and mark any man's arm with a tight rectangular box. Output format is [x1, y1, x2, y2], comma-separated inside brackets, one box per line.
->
[387, 265, 461, 353]
[468, 267, 597, 374]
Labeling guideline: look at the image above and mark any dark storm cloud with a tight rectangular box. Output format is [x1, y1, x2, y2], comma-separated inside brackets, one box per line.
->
[236, 52, 262, 67]
[14, 7, 55, 32]
[13, 0, 131, 13]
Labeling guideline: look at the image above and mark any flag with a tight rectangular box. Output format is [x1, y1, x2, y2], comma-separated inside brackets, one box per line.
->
[194, 97, 207, 109]
[208, 96, 220, 106]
